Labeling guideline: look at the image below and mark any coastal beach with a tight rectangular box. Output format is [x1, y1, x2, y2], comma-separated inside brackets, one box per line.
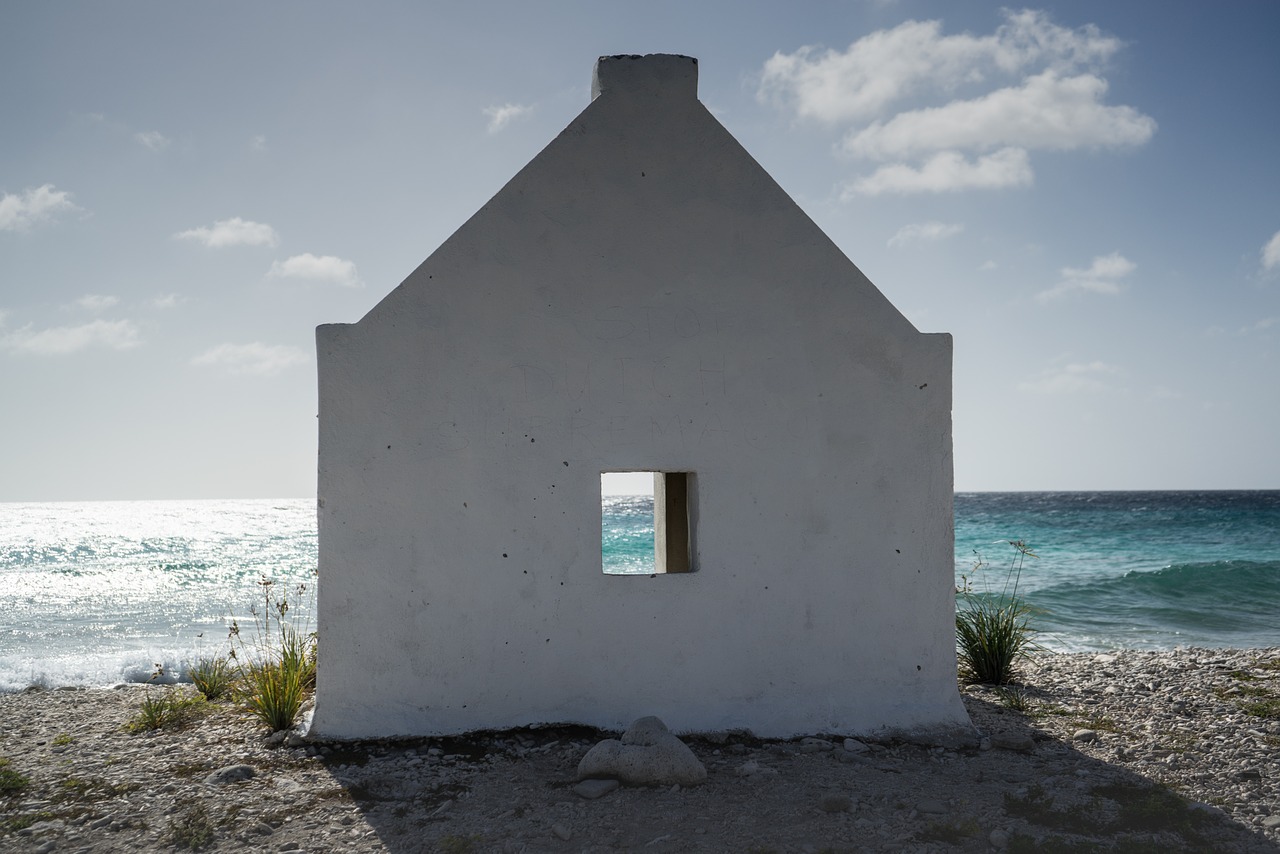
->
[3, 494, 1279, 850]
[2, 648, 1279, 852]
[4, 492, 1279, 694]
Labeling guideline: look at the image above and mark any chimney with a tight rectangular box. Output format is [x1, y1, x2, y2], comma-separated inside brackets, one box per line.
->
[591, 54, 698, 101]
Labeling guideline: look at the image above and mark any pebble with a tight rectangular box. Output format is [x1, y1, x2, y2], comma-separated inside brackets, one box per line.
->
[989, 733, 1036, 752]
[817, 793, 852, 813]
[573, 778, 620, 800]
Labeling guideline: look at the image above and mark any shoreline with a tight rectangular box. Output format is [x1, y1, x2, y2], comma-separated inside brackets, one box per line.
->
[2, 647, 1278, 852]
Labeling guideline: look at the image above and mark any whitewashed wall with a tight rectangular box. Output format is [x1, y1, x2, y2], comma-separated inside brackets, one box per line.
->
[312, 55, 971, 742]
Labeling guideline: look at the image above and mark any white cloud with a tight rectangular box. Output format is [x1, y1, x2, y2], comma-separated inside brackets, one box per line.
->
[191, 342, 309, 376]
[846, 147, 1032, 196]
[1038, 252, 1135, 301]
[149, 293, 181, 309]
[758, 10, 1151, 196]
[1239, 317, 1277, 336]
[1261, 230, 1280, 271]
[267, 253, 361, 287]
[73, 294, 120, 312]
[887, 221, 964, 248]
[134, 130, 171, 151]
[0, 184, 80, 232]
[250, 135, 267, 152]
[2, 319, 141, 355]
[842, 71, 1156, 160]
[483, 103, 532, 133]
[174, 217, 280, 248]
[1018, 360, 1120, 394]
[759, 11, 1121, 123]
[979, 260, 998, 271]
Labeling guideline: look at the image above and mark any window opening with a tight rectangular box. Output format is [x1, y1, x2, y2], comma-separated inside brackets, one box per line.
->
[600, 471, 693, 575]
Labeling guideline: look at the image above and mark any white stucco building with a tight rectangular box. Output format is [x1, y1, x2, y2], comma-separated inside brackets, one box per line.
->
[312, 54, 971, 742]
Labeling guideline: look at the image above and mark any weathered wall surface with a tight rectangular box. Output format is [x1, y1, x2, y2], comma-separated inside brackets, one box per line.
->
[312, 55, 969, 740]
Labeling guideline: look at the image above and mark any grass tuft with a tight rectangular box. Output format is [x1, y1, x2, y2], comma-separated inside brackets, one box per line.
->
[168, 801, 215, 849]
[995, 686, 1036, 712]
[0, 758, 30, 796]
[956, 539, 1038, 685]
[238, 654, 307, 732]
[126, 687, 208, 733]
[228, 576, 317, 732]
[188, 657, 238, 701]
[957, 596, 1036, 684]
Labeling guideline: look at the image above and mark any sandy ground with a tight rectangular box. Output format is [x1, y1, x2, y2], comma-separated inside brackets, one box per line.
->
[2, 648, 1279, 853]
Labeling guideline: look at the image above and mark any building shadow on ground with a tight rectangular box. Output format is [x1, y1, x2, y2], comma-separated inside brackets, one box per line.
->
[307, 703, 1279, 853]
[960, 691, 1280, 853]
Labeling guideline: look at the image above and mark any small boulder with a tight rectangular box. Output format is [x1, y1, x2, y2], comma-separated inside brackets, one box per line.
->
[203, 764, 256, 785]
[990, 733, 1036, 753]
[578, 716, 707, 786]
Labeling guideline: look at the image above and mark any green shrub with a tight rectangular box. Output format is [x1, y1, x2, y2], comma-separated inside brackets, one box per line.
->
[956, 539, 1038, 685]
[127, 687, 208, 733]
[188, 656, 237, 701]
[229, 576, 317, 732]
[0, 758, 30, 795]
[168, 801, 215, 849]
[238, 654, 307, 732]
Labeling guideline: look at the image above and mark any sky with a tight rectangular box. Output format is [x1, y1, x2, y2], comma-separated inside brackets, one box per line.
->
[2, 1, 1278, 500]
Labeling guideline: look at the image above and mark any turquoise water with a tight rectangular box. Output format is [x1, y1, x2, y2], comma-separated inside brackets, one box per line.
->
[607, 491, 1280, 651]
[601, 496, 659, 575]
[955, 491, 1280, 651]
[1, 492, 1277, 690]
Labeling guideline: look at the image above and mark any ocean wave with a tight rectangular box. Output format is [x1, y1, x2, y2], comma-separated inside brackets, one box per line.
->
[1026, 560, 1280, 650]
[0, 647, 221, 694]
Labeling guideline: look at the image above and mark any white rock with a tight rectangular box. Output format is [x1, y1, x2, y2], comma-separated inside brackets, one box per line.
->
[577, 716, 707, 786]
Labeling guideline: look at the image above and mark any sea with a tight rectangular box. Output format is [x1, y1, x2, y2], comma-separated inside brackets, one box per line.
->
[2, 491, 1278, 692]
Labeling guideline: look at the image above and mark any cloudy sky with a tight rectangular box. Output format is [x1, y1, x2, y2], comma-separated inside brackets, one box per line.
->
[3, 1, 1278, 500]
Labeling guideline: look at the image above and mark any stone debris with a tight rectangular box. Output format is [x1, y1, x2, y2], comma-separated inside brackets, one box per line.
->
[577, 715, 708, 786]
[0, 648, 1277, 852]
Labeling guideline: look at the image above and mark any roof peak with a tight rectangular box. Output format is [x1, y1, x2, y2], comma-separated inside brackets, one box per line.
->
[591, 54, 698, 102]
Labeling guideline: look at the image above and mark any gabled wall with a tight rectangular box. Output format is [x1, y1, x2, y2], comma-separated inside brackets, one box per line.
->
[312, 55, 971, 741]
